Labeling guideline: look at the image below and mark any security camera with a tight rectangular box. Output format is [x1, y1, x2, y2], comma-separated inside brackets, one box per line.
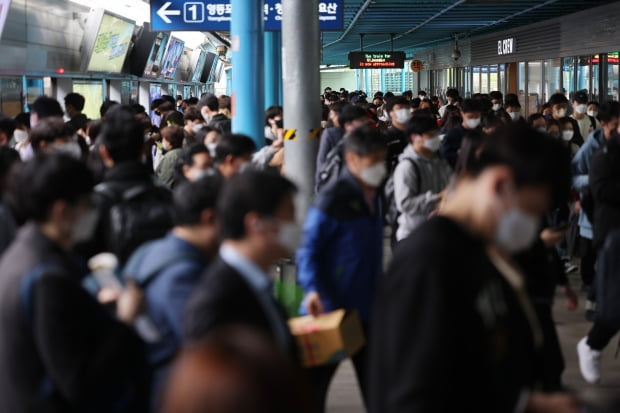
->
[451, 48, 461, 61]
[216, 46, 228, 57]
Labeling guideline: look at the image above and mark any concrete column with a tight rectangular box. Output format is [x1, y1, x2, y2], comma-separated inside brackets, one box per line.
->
[264, 31, 283, 108]
[282, 0, 320, 221]
[231, 0, 265, 148]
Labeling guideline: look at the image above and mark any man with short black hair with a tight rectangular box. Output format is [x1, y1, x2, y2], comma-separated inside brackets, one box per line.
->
[0, 153, 149, 412]
[30, 96, 63, 129]
[182, 106, 205, 146]
[548, 93, 584, 146]
[384, 96, 412, 172]
[121, 175, 222, 408]
[571, 90, 598, 141]
[438, 88, 460, 118]
[64, 92, 89, 132]
[30, 117, 83, 159]
[81, 105, 174, 265]
[214, 134, 256, 178]
[197, 93, 220, 124]
[176, 143, 212, 184]
[0, 116, 16, 147]
[184, 171, 299, 357]
[298, 125, 387, 412]
[393, 115, 451, 241]
[440, 98, 482, 168]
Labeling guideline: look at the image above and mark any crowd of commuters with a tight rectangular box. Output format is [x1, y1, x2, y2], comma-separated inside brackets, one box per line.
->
[0, 85, 618, 413]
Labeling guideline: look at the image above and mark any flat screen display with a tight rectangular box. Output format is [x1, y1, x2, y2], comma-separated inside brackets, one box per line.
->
[200, 52, 218, 84]
[142, 32, 170, 78]
[86, 13, 135, 73]
[191, 51, 207, 83]
[160, 37, 185, 79]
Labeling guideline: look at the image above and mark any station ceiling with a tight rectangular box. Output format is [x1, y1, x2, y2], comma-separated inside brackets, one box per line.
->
[320, 0, 616, 66]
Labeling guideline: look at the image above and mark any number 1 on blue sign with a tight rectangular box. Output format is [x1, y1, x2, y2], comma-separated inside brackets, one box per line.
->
[184, 2, 204, 23]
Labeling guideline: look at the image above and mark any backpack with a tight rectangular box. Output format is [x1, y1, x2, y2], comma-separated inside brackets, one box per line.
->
[384, 158, 420, 229]
[316, 140, 344, 193]
[595, 229, 620, 329]
[95, 181, 174, 265]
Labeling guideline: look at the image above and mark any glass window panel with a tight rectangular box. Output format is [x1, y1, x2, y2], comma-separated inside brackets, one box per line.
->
[528, 61, 543, 116]
[489, 65, 499, 93]
[472, 66, 480, 93]
[591, 55, 600, 101]
[577, 55, 591, 98]
[1, 77, 23, 116]
[73, 81, 103, 120]
[563, 57, 575, 99]
[518, 62, 526, 96]
[499, 64, 506, 95]
[480, 66, 489, 94]
[544, 58, 561, 103]
[608, 52, 619, 101]
[420, 70, 429, 93]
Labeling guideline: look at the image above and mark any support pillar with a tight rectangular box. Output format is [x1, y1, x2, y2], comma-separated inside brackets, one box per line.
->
[231, 0, 265, 148]
[282, 0, 321, 221]
[264, 31, 283, 108]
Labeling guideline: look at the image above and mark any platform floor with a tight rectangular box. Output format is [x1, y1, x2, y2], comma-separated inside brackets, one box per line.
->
[325, 268, 620, 412]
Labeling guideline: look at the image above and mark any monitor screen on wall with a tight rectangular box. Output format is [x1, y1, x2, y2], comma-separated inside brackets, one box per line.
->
[128, 23, 171, 78]
[159, 37, 185, 79]
[190, 50, 207, 83]
[200, 52, 218, 84]
[83, 11, 135, 73]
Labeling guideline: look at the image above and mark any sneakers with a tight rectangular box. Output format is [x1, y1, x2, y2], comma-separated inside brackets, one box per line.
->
[577, 337, 602, 384]
[564, 261, 578, 274]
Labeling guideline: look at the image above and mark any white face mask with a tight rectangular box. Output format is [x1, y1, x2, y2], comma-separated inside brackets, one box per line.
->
[562, 130, 574, 142]
[555, 108, 567, 118]
[276, 221, 302, 255]
[537, 127, 547, 133]
[393, 108, 412, 124]
[207, 142, 218, 157]
[192, 123, 204, 134]
[575, 104, 587, 115]
[492, 103, 502, 111]
[72, 209, 99, 244]
[464, 117, 481, 129]
[56, 140, 82, 159]
[13, 129, 28, 144]
[423, 135, 441, 152]
[359, 162, 387, 188]
[587, 110, 598, 118]
[508, 112, 520, 122]
[495, 207, 539, 253]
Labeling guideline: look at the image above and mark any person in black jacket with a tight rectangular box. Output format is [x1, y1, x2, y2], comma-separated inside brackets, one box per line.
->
[77, 105, 174, 266]
[577, 130, 620, 384]
[369, 124, 580, 413]
[0, 154, 149, 412]
[184, 171, 299, 359]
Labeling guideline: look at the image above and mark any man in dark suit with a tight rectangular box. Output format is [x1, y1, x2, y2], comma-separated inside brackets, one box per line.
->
[184, 171, 300, 357]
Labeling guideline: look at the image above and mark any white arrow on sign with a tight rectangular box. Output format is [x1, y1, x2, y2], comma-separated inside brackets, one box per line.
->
[157, 1, 181, 24]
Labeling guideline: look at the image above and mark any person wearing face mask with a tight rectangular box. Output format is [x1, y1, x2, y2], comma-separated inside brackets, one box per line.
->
[213, 134, 256, 178]
[184, 171, 299, 360]
[587, 101, 600, 124]
[384, 96, 412, 173]
[571, 102, 620, 307]
[505, 93, 525, 124]
[440, 98, 483, 169]
[155, 125, 185, 188]
[571, 91, 598, 142]
[559, 119, 580, 157]
[489, 90, 505, 115]
[548, 93, 584, 146]
[119, 175, 222, 410]
[182, 106, 205, 146]
[369, 124, 580, 413]
[297, 126, 386, 413]
[438, 88, 460, 118]
[527, 113, 548, 133]
[174, 143, 213, 185]
[0, 153, 150, 412]
[392, 115, 452, 242]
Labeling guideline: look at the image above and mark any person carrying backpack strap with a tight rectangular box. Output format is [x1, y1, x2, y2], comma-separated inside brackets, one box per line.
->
[391, 115, 452, 243]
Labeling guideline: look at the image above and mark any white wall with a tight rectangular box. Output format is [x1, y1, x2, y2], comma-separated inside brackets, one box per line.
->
[320, 69, 357, 93]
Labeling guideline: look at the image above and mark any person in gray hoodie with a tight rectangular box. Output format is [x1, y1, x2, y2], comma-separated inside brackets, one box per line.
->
[394, 114, 452, 241]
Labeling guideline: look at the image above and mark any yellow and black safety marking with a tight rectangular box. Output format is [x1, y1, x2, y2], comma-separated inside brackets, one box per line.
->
[308, 128, 320, 140]
[284, 129, 297, 140]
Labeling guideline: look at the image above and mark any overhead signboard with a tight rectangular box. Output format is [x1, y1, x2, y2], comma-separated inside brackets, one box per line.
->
[497, 37, 516, 56]
[349, 51, 406, 69]
[150, 0, 343, 31]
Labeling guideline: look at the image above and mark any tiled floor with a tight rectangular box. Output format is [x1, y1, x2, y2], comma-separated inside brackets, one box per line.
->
[325, 270, 620, 412]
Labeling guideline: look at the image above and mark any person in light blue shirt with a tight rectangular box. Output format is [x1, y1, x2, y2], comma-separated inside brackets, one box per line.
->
[571, 101, 620, 291]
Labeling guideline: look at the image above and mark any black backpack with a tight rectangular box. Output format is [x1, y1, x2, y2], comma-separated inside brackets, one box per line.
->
[384, 158, 420, 229]
[95, 181, 174, 265]
[316, 140, 344, 193]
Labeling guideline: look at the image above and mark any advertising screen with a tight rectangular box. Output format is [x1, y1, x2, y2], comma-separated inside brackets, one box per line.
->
[200, 52, 218, 83]
[142, 31, 170, 78]
[160, 37, 185, 79]
[190, 50, 207, 83]
[86, 13, 135, 73]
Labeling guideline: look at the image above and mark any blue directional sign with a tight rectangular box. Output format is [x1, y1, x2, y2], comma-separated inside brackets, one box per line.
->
[150, 0, 343, 32]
